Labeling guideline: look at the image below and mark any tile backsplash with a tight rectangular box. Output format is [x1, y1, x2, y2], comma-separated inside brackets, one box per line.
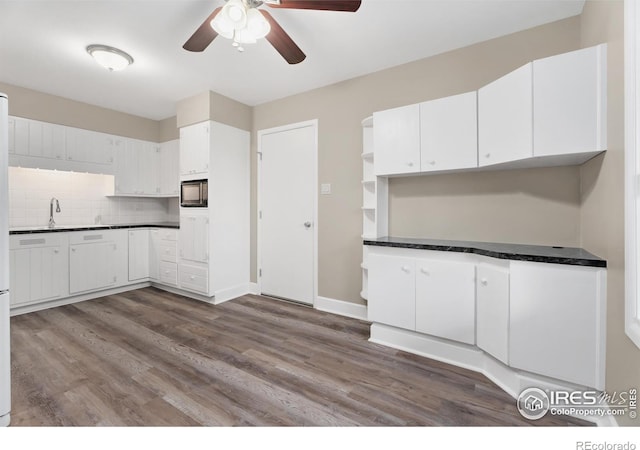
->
[8, 167, 179, 228]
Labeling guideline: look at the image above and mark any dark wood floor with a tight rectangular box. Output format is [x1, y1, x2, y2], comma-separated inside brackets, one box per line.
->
[10, 287, 590, 426]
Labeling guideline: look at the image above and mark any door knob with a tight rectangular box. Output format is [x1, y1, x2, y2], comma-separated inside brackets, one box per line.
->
[304, 222, 312, 228]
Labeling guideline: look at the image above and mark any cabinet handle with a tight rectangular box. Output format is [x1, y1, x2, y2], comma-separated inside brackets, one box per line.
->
[406, 161, 414, 167]
[485, 153, 491, 159]
[401, 265, 411, 273]
[190, 275, 195, 280]
[53, 249, 59, 254]
[480, 278, 488, 286]
[71, 248, 76, 252]
[429, 161, 436, 166]
[420, 267, 429, 276]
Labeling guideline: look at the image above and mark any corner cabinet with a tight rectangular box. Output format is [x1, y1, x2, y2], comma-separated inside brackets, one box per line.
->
[180, 122, 210, 177]
[361, 117, 388, 301]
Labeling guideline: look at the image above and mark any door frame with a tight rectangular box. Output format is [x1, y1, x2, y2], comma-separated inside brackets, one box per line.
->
[257, 119, 318, 305]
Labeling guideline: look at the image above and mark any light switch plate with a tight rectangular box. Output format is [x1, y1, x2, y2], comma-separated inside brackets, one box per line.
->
[320, 183, 331, 195]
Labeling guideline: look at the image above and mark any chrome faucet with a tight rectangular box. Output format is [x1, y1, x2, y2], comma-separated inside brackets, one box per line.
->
[48, 197, 61, 228]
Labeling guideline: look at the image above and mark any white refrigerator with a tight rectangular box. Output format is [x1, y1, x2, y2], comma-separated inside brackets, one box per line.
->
[0, 93, 10, 426]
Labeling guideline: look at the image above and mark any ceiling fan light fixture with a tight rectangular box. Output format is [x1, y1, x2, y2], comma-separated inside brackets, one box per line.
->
[246, 8, 271, 39]
[210, 12, 234, 39]
[86, 44, 133, 71]
[222, 0, 248, 30]
[235, 27, 258, 45]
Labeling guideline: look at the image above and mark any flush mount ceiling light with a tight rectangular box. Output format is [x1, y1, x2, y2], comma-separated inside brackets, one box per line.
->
[86, 44, 134, 71]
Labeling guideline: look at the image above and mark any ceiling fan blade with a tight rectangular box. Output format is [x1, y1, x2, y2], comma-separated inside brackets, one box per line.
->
[183, 6, 223, 52]
[261, 10, 306, 65]
[266, 0, 361, 12]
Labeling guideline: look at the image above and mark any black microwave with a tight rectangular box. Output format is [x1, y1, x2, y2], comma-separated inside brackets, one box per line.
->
[181, 179, 208, 207]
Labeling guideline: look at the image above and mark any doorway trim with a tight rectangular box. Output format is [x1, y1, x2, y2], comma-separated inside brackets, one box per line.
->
[257, 119, 318, 306]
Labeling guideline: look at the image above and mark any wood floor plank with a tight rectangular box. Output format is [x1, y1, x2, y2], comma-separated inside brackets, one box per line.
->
[10, 287, 592, 426]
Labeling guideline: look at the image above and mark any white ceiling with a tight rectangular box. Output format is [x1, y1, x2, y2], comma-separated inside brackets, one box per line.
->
[0, 0, 585, 120]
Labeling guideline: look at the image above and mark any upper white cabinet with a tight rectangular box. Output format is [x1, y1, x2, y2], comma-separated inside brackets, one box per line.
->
[373, 104, 420, 176]
[415, 256, 476, 345]
[7, 117, 15, 154]
[160, 140, 179, 196]
[533, 44, 607, 158]
[113, 139, 166, 197]
[420, 91, 478, 172]
[478, 63, 533, 167]
[180, 122, 210, 177]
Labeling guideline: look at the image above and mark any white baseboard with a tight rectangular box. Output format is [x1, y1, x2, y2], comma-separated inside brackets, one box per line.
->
[249, 282, 259, 295]
[370, 323, 617, 427]
[10, 282, 151, 316]
[213, 283, 251, 304]
[0, 413, 10, 427]
[315, 296, 368, 321]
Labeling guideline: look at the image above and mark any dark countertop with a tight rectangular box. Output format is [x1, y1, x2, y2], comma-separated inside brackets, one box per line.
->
[363, 236, 606, 268]
[9, 222, 179, 235]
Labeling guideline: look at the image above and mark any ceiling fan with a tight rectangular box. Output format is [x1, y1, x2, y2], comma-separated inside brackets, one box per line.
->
[183, 0, 362, 64]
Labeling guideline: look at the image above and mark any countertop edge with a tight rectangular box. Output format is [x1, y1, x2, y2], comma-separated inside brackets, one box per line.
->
[10, 223, 179, 235]
[363, 239, 607, 268]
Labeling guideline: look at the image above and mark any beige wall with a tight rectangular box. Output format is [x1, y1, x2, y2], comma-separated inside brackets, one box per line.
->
[0, 82, 162, 142]
[176, 90, 252, 131]
[252, 16, 583, 303]
[579, 0, 640, 427]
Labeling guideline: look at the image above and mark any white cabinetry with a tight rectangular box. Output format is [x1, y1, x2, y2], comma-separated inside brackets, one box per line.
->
[160, 140, 180, 196]
[368, 247, 475, 345]
[533, 44, 607, 158]
[361, 116, 388, 301]
[509, 261, 606, 389]
[179, 215, 209, 263]
[415, 256, 476, 345]
[368, 253, 415, 330]
[373, 104, 420, 176]
[478, 63, 533, 167]
[420, 91, 478, 172]
[150, 228, 178, 286]
[128, 229, 150, 281]
[9, 234, 68, 307]
[476, 262, 510, 364]
[114, 139, 161, 196]
[180, 122, 210, 177]
[69, 231, 120, 294]
[7, 117, 15, 154]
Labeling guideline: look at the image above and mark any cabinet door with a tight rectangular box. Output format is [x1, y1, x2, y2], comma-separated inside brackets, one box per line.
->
[509, 262, 604, 389]
[65, 127, 89, 162]
[415, 258, 476, 344]
[69, 242, 117, 294]
[114, 139, 140, 194]
[179, 215, 209, 263]
[13, 117, 28, 156]
[42, 122, 66, 160]
[90, 133, 114, 165]
[476, 264, 509, 364]
[478, 63, 533, 167]
[149, 229, 160, 281]
[533, 44, 606, 157]
[27, 119, 44, 157]
[9, 246, 65, 306]
[160, 140, 179, 196]
[128, 230, 150, 281]
[373, 104, 420, 176]
[7, 117, 15, 154]
[180, 122, 210, 176]
[368, 253, 415, 330]
[140, 142, 160, 195]
[420, 92, 478, 172]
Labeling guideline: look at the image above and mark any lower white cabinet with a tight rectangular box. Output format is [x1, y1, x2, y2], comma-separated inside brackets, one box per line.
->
[70, 236, 118, 294]
[509, 261, 606, 389]
[368, 249, 475, 345]
[415, 257, 476, 345]
[179, 215, 209, 263]
[150, 228, 178, 286]
[368, 254, 416, 330]
[128, 229, 150, 281]
[9, 234, 68, 306]
[476, 262, 510, 364]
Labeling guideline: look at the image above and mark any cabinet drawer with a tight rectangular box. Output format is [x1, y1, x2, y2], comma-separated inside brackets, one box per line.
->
[179, 263, 208, 294]
[69, 230, 114, 245]
[160, 229, 177, 241]
[159, 261, 177, 286]
[10, 233, 63, 249]
[159, 242, 177, 263]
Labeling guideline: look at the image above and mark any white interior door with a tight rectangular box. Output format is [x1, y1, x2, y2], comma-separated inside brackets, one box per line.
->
[259, 121, 316, 305]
